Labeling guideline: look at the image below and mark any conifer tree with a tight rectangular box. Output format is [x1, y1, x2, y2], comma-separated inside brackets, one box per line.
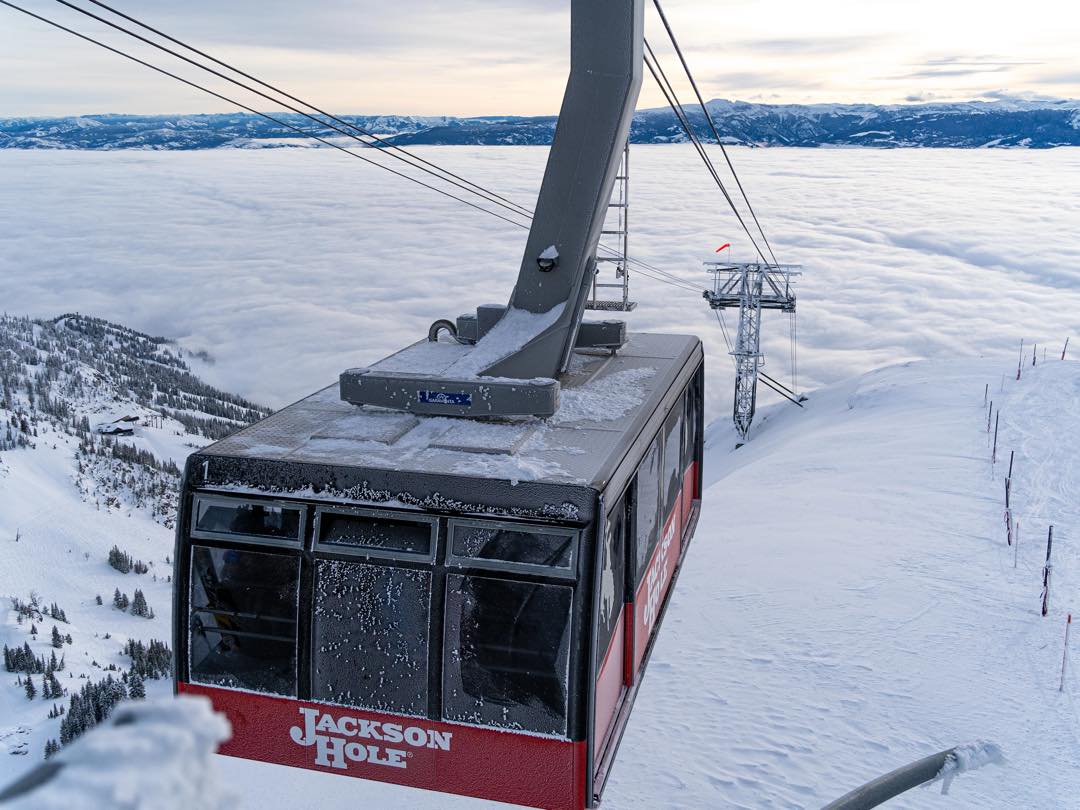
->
[128, 672, 145, 700]
[51, 625, 63, 648]
[25, 675, 36, 700]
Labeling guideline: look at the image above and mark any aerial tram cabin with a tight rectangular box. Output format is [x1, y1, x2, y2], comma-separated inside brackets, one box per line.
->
[174, 336, 702, 809]
[174, 1, 705, 807]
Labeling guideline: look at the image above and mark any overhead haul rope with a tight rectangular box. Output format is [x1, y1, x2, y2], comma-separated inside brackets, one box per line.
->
[51, 0, 534, 221]
[78, 0, 534, 219]
[651, 0, 780, 269]
[5, 0, 709, 298]
[649, 2, 801, 396]
[1, 0, 533, 230]
[643, 41, 771, 268]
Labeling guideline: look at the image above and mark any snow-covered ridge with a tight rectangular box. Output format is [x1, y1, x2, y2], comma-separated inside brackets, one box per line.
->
[0, 313, 271, 780]
[3, 95, 1079, 150]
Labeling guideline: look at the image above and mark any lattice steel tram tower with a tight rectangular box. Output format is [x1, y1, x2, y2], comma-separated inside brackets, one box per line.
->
[704, 261, 801, 440]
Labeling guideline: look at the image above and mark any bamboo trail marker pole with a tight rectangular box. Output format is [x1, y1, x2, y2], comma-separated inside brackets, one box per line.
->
[1064, 338, 1070, 361]
[1017, 338, 1025, 380]
[992, 411, 1000, 464]
[1033, 343, 1038, 367]
[1005, 477, 1012, 546]
[1042, 526, 1054, 617]
[987, 401, 993, 433]
[1061, 614, 1072, 692]
[983, 383, 989, 408]
[1008, 450, 1015, 480]
[1014, 520, 1020, 568]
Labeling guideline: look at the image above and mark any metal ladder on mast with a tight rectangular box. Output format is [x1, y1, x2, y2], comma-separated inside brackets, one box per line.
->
[587, 140, 636, 312]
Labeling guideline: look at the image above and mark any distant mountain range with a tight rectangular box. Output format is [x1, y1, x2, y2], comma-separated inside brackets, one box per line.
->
[3, 97, 1079, 149]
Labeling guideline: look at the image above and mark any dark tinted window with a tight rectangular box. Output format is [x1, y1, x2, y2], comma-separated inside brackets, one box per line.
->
[682, 378, 699, 473]
[189, 546, 299, 695]
[662, 403, 684, 519]
[450, 521, 575, 573]
[312, 560, 431, 715]
[317, 510, 434, 558]
[443, 574, 573, 736]
[596, 496, 626, 662]
[634, 436, 661, 579]
[193, 498, 302, 543]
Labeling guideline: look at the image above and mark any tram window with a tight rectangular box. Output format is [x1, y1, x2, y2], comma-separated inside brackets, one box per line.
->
[188, 546, 300, 696]
[682, 380, 698, 473]
[192, 497, 303, 544]
[442, 574, 573, 736]
[448, 520, 576, 576]
[661, 402, 684, 520]
[312, 560, 431, 716]
[315, 508, 436, 560]
[634, 435, 661, 578]
[596, 496, 626, 663]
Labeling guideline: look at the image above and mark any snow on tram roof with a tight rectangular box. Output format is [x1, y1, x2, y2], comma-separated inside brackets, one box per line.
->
[201, 332, 699, 488]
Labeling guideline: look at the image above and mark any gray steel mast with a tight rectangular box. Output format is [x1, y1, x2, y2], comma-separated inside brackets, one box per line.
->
[340, 0, 644, 417]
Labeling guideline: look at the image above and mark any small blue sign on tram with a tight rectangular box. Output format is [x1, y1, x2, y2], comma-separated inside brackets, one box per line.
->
[418, 389, 472, 407]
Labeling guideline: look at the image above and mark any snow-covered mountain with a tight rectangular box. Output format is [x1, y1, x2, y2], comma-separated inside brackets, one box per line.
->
[3, 97, 1079, 150]
[0, 314, 269, 767]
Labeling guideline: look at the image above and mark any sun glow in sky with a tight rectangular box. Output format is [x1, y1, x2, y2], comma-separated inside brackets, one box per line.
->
[0, 0, 1077, 116]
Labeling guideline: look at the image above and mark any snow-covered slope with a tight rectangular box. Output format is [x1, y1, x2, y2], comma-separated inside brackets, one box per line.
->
[0, 314, 269, 770]
[3, 316, 1078, 808]
[213, 354, 1079, 809]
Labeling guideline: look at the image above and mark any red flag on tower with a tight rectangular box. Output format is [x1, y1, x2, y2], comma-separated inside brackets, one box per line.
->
[715, 243, 731, 253]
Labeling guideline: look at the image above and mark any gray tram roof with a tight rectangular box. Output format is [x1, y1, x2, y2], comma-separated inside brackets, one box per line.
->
[201, 332, 699, 491]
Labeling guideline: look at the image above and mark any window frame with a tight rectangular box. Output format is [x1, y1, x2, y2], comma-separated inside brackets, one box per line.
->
[310, 557, 433, 717]
[440, 571, 576, 737]
[633, 432, 663, 584]
[186, 543, 302, 697]
[312, 505, 438, 563]
[445, 517, 580, 580]
[189, 494, 306, 548]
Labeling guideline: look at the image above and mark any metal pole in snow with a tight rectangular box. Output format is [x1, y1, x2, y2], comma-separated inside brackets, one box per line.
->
[1008, 450, 1015, 480]
[1064, 338, 1070, 360]
[1042, 526, 1054, 617]
[992, 411, 1000, 464]
[1005, 478, 1012, 546]
[1061, 614, 1072, 692]
[1033, 343, 1038, 367]
[1017, 338, 1025, 380]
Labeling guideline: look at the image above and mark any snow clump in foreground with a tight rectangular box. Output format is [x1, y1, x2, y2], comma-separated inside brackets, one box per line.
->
[1, 696, 231, 810]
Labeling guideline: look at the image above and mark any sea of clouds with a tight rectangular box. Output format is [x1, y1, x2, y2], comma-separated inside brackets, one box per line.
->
[2, 145, 1078, 422]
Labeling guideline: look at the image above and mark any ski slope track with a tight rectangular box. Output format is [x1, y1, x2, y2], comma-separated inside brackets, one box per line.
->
[3, 338, 1080, 807]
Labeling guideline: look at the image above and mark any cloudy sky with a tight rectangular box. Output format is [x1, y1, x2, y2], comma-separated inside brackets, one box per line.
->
[0, 0, 1077, 116]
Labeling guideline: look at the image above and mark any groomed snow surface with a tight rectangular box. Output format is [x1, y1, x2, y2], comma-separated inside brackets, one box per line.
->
[178, 355, 1077, 809]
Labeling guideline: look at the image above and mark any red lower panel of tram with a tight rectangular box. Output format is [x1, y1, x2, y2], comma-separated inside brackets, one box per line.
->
[632, 502, 683, 674]
[179, 683, 587, 810]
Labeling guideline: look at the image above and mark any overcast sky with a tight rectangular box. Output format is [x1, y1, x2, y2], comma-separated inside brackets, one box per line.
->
[1, 0, 1077, 116]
